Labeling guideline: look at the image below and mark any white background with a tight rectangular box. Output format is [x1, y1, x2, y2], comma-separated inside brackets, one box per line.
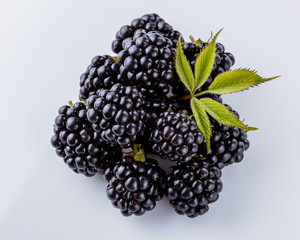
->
[0, 0, 299, 239]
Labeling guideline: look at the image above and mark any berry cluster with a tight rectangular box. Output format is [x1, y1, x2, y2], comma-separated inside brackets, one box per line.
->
[86, 83, 147, 149]
[111, 13, 183, 54]
[49, 13, 270, 218]
[166, 161, 223, 218]
[51, 102, 122, 176]
[150, 111, 204, 163]
[105, 156, 165, 216]
[79, 55, 120, 100]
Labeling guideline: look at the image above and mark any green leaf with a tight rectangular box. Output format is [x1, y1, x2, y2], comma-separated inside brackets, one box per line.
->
[175, 36, 195, 93]
[189, 35, 203, 45]
[68, 101, 73, 108]
[134, 150, 146, 162]
[110, 56, 118, 63]
[210, 28, 223, 44]
[194, 38, 203, 45]
[207, 31, 213, 43]
[193, 29, 223, 93]
[191, 98, 212, 152]
[209, 68, 280, 94]
[194, 40, 216, 92]
[200, 98, 258, 131]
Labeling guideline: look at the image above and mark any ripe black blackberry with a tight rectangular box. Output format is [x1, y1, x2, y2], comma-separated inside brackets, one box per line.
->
[198, 104, 250, 169]
[86, 83, 147, 149]
[104, 155, 166, 216]
[112, 13, 183, 54]
[166, 160, 223, 218]
[50, 102, 122, 176]
[149, 111, 204, 163]
[79, 55, 121, 100]
[116, 31, 176, 98]
[172, 41, 235, 96]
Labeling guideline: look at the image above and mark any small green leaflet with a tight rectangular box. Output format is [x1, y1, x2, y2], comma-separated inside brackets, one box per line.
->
[189, 35, 203, 45]
[111, 56, 118, 63]
[210, 28, 223, 44]
[134, 150, 146, 162]
[193, 28, 222, 93]
[209, 68, 280, 95]
[194, 41, 216, 92]
[194, 38, 203, 45]
[191, 98, 212, 152]
[200, 98, 258, 131]
[175, 36, 195, 93]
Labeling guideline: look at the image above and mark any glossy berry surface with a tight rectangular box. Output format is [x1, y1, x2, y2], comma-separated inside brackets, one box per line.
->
[117, 31, 176, 99]
[166, 160, 223, 218]
[50, 102, 122, 176]
[79, 55, 120, 100]
[86, 83, 147, 149]
[149, 111, 204, 163]
[112, 13, 183, 54]
[198, 104, 250, 169]
[104, 156, 166, 216]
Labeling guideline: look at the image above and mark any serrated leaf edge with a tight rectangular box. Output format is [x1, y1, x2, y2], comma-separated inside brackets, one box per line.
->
[194, 41, 216, 92]
[175, 36, 195, 93]
[209, 68, 280, 95]
[199, 98, 258, 131]
[191, 98, 212, 152]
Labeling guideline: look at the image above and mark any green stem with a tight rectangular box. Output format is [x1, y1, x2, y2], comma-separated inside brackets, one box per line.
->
[177, 90, 210, 100]
[133, 144, 139, 154]
[194, 90, 210, 98]
[134, 150, 146, 162]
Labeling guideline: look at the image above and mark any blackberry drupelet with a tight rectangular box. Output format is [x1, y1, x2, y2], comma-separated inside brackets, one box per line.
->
[50, 102, 122, 176]
[112, 13, 183, 54]
[142, 95, 180, 120]
[79, 55, 120, 100]
[166, 160, 223, 218]
[104, 156, 166, 216]
[149, 111, 204, 163]
[172, 41, 235, 96]
[86, 83, 147, 149]
[198, 104, 250, 169]
[116, 31, 176, 98]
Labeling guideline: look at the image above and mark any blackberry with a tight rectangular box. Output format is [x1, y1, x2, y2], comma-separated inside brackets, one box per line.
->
[86, 83, 147, 149]
[116, 31, 175, 98]
[149, 111, 204, 163]
[166, 160, 223, 218]
[50, 102, 122, 176]
[172, 41, 235, 96]
[79, 55, 121, 100]
[104, 156, 166, 216]
[112, 13, 183, 54]
[198, 104, 250, 169]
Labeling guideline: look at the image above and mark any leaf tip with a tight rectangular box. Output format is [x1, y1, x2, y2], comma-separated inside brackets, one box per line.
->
[206, 140, 210, 153]
[247, 127, 259, 131]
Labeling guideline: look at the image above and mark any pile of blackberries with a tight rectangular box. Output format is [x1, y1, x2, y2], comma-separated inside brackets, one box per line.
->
[51, 13, 250, 217]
